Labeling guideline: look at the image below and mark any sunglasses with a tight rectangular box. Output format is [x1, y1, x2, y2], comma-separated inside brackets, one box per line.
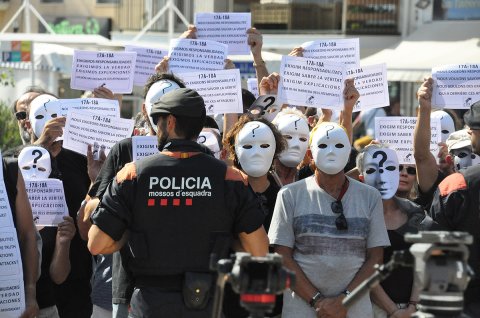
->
[331, 201, 348, 231]
[15, 111, 27, 120]
[399, 165, 416, 175]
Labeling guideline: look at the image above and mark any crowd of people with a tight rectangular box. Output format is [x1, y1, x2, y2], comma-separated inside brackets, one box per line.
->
[2, 25, 480, 318]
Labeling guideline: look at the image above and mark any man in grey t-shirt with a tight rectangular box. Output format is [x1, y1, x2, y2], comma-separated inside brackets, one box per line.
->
[268, 123, 389, 318]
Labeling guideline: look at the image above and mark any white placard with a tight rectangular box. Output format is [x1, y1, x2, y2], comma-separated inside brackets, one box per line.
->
[0, 278, 25, 318]
[375, 117, 442, 164]
[71, 50, 137, 94]
[277, 55, 345, 109]
[247, 78, 259, 98]
[347, 63, 389, 112]
[24, 179, 68, 227]
[176, 69, 243, 114]
[0, 182, 14, 229]
[0, 230, 23, 277]
[132, 136, 158, 162]
[195, 12, 251, 55]
[168, 39, 227, 73]
[432, 63, 480, 109]
[63, 110, 134, 157]
[54, 98, 120, 118]
[302, 38, 360, 67]
[125, 45, 168, 86]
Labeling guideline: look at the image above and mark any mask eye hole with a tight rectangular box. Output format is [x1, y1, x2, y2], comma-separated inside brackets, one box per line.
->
[260, 144, 270, 149]
[51, 113, 57, 118]
[442, 130, 449, 134]
[318, 144, 327, 149]
[22, 166, 31, 170]
[385, 166, 396, 171]
[472, 154, 476, 159]
[283, 135, 292, 140]
[335, 143, 344, 148]
[457, 152, 468, 158]
[242, 145, 252, 149]
[37, 167, 47, 172]
[299, 137, 307, 142]
[35, 114, 44, 120]
[366, 168, 376, 174]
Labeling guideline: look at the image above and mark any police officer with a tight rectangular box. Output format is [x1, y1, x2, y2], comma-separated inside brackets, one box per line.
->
[87, 88, 269, 318]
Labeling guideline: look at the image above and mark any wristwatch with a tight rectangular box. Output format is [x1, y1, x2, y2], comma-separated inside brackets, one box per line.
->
[309, 291, 324, 307]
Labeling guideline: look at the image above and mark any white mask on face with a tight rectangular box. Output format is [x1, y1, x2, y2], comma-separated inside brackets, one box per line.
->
[18, 146, 51, 180]
[29, 94, 60, 138]
[471, 153, 480, 166]
[275, 115, 309, 167]
[431, 111, 455, 143]
[145, 80, 181, 133]
[310, 123, 351, 175]
[452, 147, 473, 171]
[197, 130, 221, 159]
[235, 121, 276, 177]
[362, 147, 399, 199]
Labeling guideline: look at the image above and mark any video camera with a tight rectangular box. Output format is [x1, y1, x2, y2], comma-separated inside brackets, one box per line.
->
[211, 252, 295, 318]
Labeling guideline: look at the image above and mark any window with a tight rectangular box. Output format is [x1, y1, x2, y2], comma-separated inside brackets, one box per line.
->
[41, 0, 63, 3]
[97, 0, 119, 3]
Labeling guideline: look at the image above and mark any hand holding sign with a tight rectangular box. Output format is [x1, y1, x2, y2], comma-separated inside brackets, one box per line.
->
[259, 72, 280, 95]
[56, 216, 76, 245]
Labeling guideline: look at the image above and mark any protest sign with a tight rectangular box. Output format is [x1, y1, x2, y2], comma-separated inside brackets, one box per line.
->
[71, 50, 137, 94]
[0, 183, 14, 229]
[347, 64, 389, 112]
[132, 136, 158, 162]
[432, 63, 480, 109]
[302, 38, 360, 67]
[168, 39, 227, 73]
[177, 69, 243, 114]
[277, 55, 345, 109]
[247, 78, 259, 98]
[375, 117, 441, 164]
[25, 179, 68, 227]
[125, 45, 167, 86]
[0, 230, 23, 277]
[63, 110, 134, 157]
[195, 12, 251, 55]
[0, 278, 25, 318]
[53, 98, 120, 118]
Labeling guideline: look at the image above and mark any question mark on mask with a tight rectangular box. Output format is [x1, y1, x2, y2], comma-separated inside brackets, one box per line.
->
[325, 125, 335, 139]
[294, 118, 300, 130]
[198, 135, 206, 144]
[251, 123, 260, 137]
[161, 81, 173, 94]
[32, 150, 42, 169]
[373, 150, 387, 173]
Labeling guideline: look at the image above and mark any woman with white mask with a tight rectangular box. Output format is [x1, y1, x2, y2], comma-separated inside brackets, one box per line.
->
[271, 108, 309, 186]
[357, 144, 438, 318]
[223, 114, 286, 318]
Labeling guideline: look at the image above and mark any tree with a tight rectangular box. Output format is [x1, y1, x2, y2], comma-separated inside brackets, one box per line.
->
[0, 100, 21, 152]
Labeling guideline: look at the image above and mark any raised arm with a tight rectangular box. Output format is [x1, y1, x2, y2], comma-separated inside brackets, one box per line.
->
[341, 78, 360, 144]
[413, 77, 439, 193]
[49, 216, 76, 284]
[248, 28, 269, 83]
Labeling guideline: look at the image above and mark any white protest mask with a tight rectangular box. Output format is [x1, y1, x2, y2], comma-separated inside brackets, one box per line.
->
[471, 153, 480, 166]
[250, 95, 281, 122]
[18, 146, 51, 180]
[144, 80, 181, 133]
[452, 147, 473, 171]
[235, 121, 276, 177]
[362, 147, 399, 200]
[29, 94, 60, 138]
[431, 110, 455, 143]
[310, 123, 351, 175]
[197, 130, 221, 159]
[275, 114, 309, 167]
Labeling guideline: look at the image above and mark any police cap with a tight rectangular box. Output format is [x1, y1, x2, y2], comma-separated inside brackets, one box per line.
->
[150, 88, 206, 121]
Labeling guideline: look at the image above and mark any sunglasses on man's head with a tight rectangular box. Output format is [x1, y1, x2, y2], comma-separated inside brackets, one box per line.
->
[399, 165, 416, 175]
[331, 201, 348, 231]
[15, 111, 27, 120]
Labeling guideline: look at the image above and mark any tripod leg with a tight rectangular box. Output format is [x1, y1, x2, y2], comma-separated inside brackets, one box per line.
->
[211, 273, 229, 318]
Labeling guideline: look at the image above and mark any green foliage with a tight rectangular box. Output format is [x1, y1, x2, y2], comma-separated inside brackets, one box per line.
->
[0, 100, 21, 152]
[0, 69, 15, 87]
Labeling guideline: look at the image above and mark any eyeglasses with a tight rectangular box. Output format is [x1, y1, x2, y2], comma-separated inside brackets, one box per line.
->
[331, 201, 348, 231]
[399, 165, 416, 175]
[15, 111, 27, 120]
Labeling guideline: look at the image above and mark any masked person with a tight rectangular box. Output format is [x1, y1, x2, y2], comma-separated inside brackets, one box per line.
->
[268, 122, 389, 318]
[431, 110, 456, 143]
[446, 129, 476, 171]
[88, 88, 268, 318]
[356, 144, 437, 318]
[197, 128, 222, 160]
[271, 109, 309, 186]
[17, 146, 76, 318]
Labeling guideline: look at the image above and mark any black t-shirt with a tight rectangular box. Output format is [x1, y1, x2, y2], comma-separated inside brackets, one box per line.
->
[413, 170, 446, 211]
[36, 227, 57, 309]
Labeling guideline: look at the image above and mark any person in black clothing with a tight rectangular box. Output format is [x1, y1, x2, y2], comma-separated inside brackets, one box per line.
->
[88, 88, 269, 318]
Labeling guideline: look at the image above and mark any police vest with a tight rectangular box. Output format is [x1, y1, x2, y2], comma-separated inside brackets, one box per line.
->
[127, 151, 233, 277]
